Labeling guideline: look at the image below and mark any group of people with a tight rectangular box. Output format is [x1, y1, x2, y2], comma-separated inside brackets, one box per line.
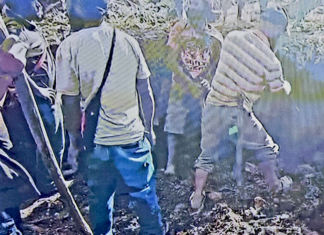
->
[161, 0, 291, 213]
[0, 0, 292, 234]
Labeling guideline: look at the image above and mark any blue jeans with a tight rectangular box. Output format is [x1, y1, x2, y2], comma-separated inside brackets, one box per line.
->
[87, 138, 164, 235]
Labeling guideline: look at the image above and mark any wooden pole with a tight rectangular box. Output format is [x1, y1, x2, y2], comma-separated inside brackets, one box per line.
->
[0, 13, 92, 234]
[15, 72, 93, 235]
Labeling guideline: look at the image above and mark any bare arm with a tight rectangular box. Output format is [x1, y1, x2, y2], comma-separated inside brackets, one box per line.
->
[61, 94, 82, 147]
[27, 75, 56, 102]
[55, 36, 81, 175]
[136, 78, 155, 144]
[61, 94, 81, 175]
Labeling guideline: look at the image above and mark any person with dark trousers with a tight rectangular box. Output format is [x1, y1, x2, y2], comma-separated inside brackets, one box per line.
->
[0, 0, 63, 192]
[0, 37, 40, 235]
[0, 1, 60, 234]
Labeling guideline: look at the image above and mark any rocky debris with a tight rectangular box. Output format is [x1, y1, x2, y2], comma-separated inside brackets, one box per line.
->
[280, 175, 293, 191]
[254, 196, 266, 211]
[207, 191, 222, 202]
[16, 2, 324, 234]
[20, 193, 61, 219]
[18, 160, 324, 235]
[245, 162, 260, 175]
[186, 202, 304, 235]
[296, 164, 316, 176]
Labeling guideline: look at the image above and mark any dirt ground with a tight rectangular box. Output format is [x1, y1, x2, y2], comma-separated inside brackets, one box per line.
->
[19, 153, 324, 235]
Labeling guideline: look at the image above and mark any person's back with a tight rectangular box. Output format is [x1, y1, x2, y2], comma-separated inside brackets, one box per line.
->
[207, 29, 283, 107]
[56, 22, 149, 145]
[57, 1, 164, 234]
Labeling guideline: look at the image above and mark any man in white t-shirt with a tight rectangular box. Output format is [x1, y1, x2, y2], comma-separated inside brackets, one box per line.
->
[56, 0, 164, 234]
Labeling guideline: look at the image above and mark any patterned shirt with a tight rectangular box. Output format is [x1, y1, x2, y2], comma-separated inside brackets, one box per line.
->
[164, 20, 221, 134]
[207, 30, 285, 107]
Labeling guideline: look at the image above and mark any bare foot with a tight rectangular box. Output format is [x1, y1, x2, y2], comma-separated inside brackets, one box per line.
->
[165, 164, 175, 175]
[62, 162, 78, 177]
[190, 191, 206, 210]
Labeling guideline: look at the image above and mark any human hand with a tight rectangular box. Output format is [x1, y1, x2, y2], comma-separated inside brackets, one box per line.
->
[145, 129, 156, 148]
[38, 87, 56, 104]
[0, 75, 14, 99]
[200, 79, 211, 91]
[283, 80, 291, 95]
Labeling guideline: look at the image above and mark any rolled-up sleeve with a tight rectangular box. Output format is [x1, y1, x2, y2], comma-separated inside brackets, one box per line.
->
[55, 38, 80, 96]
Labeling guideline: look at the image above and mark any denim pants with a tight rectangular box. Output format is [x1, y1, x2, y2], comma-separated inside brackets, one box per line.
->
[87, 138, 164, 235]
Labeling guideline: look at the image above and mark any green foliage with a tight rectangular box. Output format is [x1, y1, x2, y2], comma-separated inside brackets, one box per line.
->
[35, 0, 324, 86]
[36, 0, 174, 44]
[37, 7, 70, 45]
[106, 0, 174, 39]
[277, 16, 324, 68]
[141, 37, 168, 64]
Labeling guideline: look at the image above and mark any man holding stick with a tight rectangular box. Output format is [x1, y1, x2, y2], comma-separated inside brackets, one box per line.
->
[0, 1, 92, 234]
[190, 6, 292, 211]
[0, 35, 40, 235]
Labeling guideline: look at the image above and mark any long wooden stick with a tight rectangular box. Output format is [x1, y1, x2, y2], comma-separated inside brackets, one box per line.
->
[0, 14, 92, 235]
[15, 71, 93, 235]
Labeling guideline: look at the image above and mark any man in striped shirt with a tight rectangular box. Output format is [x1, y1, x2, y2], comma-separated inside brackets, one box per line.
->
[190, 6, 292, 211]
